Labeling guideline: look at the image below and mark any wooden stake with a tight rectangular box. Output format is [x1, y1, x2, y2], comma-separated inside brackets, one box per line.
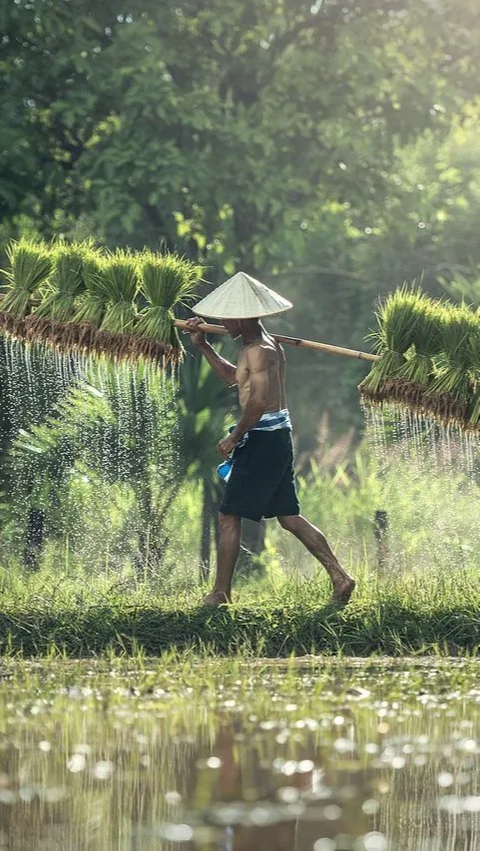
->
[174, 319, 380, 363]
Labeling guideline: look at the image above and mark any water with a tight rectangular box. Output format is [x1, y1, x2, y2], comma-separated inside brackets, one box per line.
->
[363, 402, 480, 479]
[0, 659, 479, 850]
[362, 402, 480, 574]
[0, 338, 179, 572]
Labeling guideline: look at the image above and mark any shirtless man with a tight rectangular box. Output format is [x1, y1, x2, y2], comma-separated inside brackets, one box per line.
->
[185, 314, 356, 607]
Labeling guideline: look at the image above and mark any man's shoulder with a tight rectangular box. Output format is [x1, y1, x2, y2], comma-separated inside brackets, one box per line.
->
[244, 341, 278, 369]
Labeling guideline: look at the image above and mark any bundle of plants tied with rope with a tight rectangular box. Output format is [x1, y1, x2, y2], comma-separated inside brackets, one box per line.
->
[73, 248, 106, 329]
[0, 238, 203, 366]
[135, 251, 202, 361]
[359, 287, 480, 430]
[24, 240, 91, 348]
[0, 239, 53, 339]
[88, 248, 143, 361]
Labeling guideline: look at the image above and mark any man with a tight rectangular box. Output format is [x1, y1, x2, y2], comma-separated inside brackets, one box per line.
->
[185, 271, 355, 607]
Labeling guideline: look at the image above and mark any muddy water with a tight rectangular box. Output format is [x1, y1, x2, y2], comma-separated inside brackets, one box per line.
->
[0, 659, 478, 850]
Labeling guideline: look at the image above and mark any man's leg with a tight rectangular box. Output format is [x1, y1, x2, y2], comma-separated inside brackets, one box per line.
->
[277, 514, 355, 603]
[202, 512, 241, 605]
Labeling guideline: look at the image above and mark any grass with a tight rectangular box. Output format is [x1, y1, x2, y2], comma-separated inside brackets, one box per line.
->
[1, 438, 480, 659]
[0, 561, 478, 657]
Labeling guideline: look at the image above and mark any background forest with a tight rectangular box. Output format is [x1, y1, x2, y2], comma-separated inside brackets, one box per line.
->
[1, 0, 480, 583]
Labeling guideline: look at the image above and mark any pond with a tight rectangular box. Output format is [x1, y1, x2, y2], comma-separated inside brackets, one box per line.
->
[0, 657, 478, 850]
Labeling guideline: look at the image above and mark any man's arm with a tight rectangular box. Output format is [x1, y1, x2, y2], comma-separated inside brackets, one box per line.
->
[230, 346, 270, 442]
[184, 318, 237, 386]
[196, 340, 237, 386]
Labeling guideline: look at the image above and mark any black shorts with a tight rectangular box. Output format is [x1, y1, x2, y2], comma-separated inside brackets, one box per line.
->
[220, 429, 300, 522]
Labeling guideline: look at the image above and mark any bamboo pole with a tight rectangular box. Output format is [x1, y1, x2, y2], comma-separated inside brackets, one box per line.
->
[0, 295, 380, 363]
[174, 319, 380, 363]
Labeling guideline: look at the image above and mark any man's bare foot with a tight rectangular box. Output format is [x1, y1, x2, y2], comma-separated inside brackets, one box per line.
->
[201, 590, 231, 607]
[331, 578, 356, 607]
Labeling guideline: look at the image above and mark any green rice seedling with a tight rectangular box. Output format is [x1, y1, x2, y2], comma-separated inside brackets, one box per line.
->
[73, 248, 107, 328]
[360, 286, 428, 397]
[370, 286, 428, 357]
[360, 288, 480, 428]
[0, 238, 53, 319]
[136, 252, 202, 352]
[33, 242, 87, 322]
[426, 304, 477, 422]
[97, 250, 139, 335]
[396, 298, 443, 387]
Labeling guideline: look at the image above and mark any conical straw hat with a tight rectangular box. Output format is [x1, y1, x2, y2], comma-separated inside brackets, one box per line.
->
[193, 271, 293, 320]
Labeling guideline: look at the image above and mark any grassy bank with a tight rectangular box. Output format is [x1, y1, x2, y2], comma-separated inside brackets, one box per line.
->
[0, 563, 479, 657]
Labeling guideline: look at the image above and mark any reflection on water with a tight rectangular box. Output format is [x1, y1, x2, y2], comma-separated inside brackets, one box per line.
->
[0, 659, 478, 850]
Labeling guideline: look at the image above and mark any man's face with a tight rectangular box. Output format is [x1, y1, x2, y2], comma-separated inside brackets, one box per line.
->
[223, 319, 242, 339]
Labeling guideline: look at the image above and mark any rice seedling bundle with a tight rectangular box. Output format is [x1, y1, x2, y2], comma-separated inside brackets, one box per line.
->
[360, 288, 480, 430]
[360, 287, 430, 402]
[97, 249, 139, 335]
[0, 239, 53, 326]
[72, 249, 107, 329]
[33, 242, 86, 322]
[136, 252, 202, 356]
[0, 239, 201, 366]
[423, 305, 475, 423]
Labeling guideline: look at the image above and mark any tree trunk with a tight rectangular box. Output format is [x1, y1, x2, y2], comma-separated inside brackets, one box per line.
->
[237, 518, 266, 578]
[24, 508, 45, 572]
[133, 483, 178, 578]
[374, 509, 389, 572]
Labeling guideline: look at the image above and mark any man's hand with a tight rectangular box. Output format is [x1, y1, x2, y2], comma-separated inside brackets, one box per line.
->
[184, 317, 206, 348]
[217, 435, 238, 460]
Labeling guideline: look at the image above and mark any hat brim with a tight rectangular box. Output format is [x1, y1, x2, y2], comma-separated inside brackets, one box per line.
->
[193, 305, 292, 320]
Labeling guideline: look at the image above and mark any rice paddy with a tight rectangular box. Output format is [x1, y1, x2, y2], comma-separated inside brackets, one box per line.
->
[0, 655, 479, 850]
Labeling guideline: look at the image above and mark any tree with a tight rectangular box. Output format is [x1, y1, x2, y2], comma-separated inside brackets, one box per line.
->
[3, 0, 479, 256]
[7, 361, 180, 572]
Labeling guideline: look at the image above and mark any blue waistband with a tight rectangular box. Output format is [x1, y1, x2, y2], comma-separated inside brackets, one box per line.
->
[250, 409, 292, 432]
